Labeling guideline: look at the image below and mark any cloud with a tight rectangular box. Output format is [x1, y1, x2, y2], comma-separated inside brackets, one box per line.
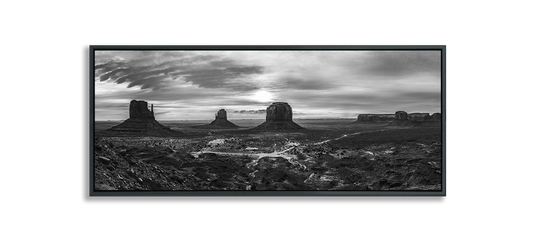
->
[127, 76, 166, 89]
[356, 51, 441, 79]
[99, 67, 129, 82]
[177, 65, 263, 91]
[95, 60, 127, 72]
[233, 109, 267, 114]
[94, 50, 442, 120]
[274, 77, 334, 90]
[95, 51, 264, 91]
[154, 111, 172, 115]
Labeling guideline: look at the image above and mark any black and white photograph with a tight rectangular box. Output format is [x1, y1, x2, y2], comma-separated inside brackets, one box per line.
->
[91, 46, 445, 195]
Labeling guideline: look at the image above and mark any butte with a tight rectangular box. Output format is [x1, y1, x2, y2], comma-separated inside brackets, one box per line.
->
[252, 102, 303, 131]
[355, 113, 395, 124]
[103, 100, 182, 136]
[193, 109, 240, 129]
[388, 111, 441, 127]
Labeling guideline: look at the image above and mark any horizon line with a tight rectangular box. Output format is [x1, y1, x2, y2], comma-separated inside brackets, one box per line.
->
[95, 117, 359, 121]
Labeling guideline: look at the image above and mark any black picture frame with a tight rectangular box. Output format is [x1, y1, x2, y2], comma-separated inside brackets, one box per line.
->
[88, 42, 449, 198]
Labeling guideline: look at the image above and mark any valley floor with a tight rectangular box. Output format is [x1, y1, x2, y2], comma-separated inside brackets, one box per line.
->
[94, 121, 442, 191]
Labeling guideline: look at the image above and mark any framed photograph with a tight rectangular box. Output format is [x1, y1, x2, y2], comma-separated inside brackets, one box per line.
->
[90, 45, 445, 196]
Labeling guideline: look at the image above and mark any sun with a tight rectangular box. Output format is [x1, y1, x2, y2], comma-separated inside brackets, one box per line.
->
[252, 90, 273, 102]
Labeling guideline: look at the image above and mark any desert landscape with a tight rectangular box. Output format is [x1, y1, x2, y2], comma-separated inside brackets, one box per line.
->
[94, 100, 442, 191]
[92, 50, 443, 192]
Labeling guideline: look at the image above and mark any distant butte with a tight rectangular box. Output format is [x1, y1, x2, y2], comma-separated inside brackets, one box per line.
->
[253, 102, 303, 131]
[104, 100, 182, 136]
[355, 114, 395, 123]
[193, 109, 240, 129]
[353, 110, 442, 127]
[388, 111, 441, 126]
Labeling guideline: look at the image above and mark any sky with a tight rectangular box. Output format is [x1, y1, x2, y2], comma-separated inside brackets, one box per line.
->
[94, 50, 441, 120]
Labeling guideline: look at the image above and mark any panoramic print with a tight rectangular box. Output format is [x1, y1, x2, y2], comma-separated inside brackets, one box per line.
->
[93, 49, 443, 192]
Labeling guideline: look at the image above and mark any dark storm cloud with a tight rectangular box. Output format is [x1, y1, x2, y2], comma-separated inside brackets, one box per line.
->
[95, 52, 264, 91]
[356, 51, 440, 79]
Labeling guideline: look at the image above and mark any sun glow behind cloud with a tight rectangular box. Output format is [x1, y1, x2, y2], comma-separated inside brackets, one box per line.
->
[250, 90, 274, 103]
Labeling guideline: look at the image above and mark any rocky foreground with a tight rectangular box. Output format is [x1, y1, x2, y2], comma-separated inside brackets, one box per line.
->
[94, 127, 442, 191]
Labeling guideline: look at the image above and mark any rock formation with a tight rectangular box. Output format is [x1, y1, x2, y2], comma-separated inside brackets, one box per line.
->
[253, 102, 303, 131]
[129, 100, 154, 119]
[103, 100, 182, 136]
[430, 113, 441, 120]
[408, 113, 430, 121]
[395, 111, 408, 120]
[389, 111, 441, 127]
[356, 114, 395, 123]
[215, 109, 227, 120]
[193, 109, 240, 129]
[266, 102, 293, 121]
